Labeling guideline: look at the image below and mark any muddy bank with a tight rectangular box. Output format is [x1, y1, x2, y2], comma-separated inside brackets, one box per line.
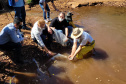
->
[66, 0, 126, 8]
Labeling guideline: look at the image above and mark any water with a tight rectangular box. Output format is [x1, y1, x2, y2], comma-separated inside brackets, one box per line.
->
[47, 6, 126, 84]
[5, 6, 126, 84]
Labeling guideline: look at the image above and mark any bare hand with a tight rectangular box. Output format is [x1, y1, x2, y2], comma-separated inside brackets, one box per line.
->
[48, 28, 53, 34]
[68, 55, 73, 60]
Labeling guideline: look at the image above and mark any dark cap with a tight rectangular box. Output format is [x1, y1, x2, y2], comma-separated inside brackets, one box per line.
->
[13, 17, 22, 25]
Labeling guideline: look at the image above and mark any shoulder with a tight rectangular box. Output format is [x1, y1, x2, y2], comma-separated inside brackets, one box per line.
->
[33, 21, 38, 28]
[63, 19, 68, 24]
[64, 19, 67, 22]
[52, 17, 58, 21]
[6, 23, 15, 31]
[51, 17, 58, 23]
[32, 22, 40, 32]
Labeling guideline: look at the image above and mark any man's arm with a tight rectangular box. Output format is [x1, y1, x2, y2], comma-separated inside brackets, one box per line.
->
[46, 24, 53, 34]
[68, 41, 82, 60]
[65, 27, 68, 37]
[70, 41, 77, 56]
[72, 45, 82, 58]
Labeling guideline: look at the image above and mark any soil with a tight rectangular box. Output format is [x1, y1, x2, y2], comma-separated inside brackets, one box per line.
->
[0, 0, 126, 83]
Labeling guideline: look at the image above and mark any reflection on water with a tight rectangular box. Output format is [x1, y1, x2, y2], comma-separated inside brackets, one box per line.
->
[5, 6, 126, 84]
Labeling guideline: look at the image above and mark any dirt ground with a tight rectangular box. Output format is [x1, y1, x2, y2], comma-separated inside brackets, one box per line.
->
[0, 0, 126, 83]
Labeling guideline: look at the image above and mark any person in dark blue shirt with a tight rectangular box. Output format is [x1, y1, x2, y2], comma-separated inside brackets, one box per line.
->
[0, 17, 27, 64]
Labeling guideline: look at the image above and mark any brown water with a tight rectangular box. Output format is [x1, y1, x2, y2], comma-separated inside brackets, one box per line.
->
[6, 6, 126, 84]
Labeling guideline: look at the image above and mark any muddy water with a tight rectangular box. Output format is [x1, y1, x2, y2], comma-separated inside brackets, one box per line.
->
[9, 6, 126, 84]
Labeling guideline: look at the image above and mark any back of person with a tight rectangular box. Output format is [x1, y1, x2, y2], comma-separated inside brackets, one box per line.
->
[80, 31, 94, 44]
[0, 23, 14, 45]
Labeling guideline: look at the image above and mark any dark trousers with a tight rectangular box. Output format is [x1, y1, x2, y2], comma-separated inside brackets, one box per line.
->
[0, 42, 22, 61]
[14, 6, 26, 27]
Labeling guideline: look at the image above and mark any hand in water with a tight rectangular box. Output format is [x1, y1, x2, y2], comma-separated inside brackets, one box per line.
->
[68, 55, 73, 60]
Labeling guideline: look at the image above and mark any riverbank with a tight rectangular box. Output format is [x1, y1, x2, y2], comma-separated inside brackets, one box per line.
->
[66, 0, 126, 8]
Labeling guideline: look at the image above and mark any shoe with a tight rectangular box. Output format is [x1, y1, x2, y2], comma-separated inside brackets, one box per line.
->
[22, 26, 31, 30]
[44, 19, 48, 23]
[47, 18, 52, 22]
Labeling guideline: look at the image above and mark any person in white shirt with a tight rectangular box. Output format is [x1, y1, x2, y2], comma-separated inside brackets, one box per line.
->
[68, 28, 95, 61]
[31, 19, 56, 56]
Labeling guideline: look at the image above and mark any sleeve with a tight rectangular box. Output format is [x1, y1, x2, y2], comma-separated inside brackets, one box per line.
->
[8, 28, 22, 43]
[80, 38, 88, 46]
[34, 32, 45, 47]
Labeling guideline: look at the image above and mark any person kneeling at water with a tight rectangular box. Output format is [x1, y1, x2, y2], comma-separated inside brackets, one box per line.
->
[31, 19, 56, 56]
[68, 28, 95, 61]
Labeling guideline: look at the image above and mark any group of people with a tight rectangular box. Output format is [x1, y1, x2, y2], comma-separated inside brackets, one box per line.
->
[0, 0, 95, 64]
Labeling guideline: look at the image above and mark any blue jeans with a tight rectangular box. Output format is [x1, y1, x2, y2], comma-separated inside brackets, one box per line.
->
[14, 6, 26, 27]
[57, 26, 73, 37]
[39, 3, 50, 20]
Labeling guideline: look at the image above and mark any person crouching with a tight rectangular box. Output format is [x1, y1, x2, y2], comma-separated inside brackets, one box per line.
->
[31, 19, 56, 56]
[68, 28, 95, 61]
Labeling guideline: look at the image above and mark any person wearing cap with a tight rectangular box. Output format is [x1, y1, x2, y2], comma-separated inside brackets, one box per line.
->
[0, 17, 27, 63]
[50, 12, 73, 38]
[68, 28, 95, 61]
[39, 0, 59, 23]
[31, 19, 56, 56]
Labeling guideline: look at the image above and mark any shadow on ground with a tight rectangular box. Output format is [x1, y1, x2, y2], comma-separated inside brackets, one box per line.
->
[92, 48, 108, 60]
[0, 42, 73, 84]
